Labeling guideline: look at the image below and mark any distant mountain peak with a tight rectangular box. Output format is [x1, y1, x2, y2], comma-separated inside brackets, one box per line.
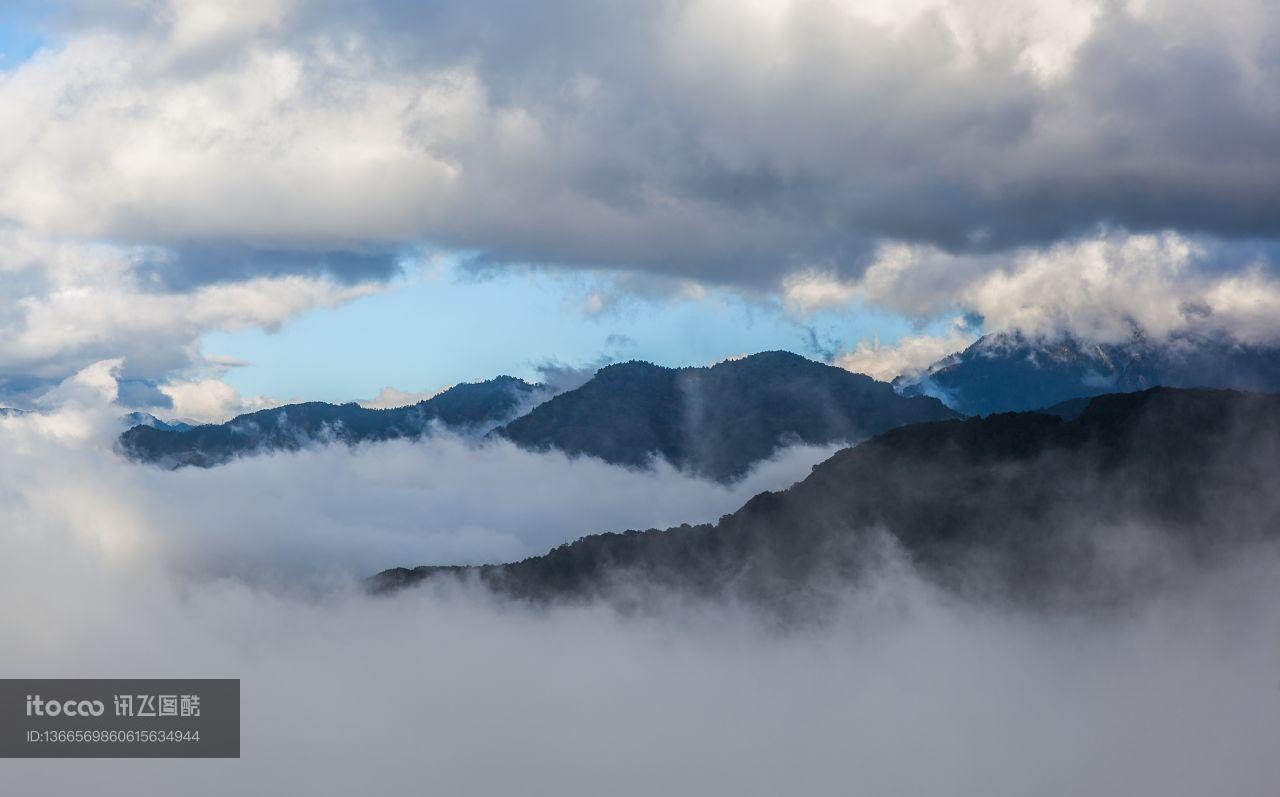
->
[589, 360, 664, 378]
[729, 349, 811, 365]
[896, 330, 1280, 416]
[496, 350, 957, 481]
[120, 411, 195, 433]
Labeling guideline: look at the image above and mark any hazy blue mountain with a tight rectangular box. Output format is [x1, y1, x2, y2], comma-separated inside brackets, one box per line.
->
[895, 331, 1280, 416]
[121, 376, 545, 468]
[494, 351, 959, 481]
[375, 388, 1280, 614]
[120, 412, 195, 432]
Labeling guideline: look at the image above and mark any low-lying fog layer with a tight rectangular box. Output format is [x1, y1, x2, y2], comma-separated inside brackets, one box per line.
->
[4, 363, 841, 584]
[3, 365, 1279, 795]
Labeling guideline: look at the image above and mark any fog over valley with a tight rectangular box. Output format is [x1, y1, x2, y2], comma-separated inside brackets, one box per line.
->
[2, 365, 1279, 794]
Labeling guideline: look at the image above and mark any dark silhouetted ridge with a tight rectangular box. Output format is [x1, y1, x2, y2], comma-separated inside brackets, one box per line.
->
[375, 388, 1280, 613]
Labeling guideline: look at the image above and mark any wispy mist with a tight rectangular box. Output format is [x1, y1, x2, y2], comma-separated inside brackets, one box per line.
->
[0, 392, 837, 586]
[3, 528, 1278, 795]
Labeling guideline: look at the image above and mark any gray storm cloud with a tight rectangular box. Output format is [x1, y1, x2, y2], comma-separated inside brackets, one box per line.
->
[3, 0, 1280, 400]
[12, 0, 1280, 279]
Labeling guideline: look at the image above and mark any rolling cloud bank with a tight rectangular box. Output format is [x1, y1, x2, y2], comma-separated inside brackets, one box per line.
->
[4, 0, 1280, 407]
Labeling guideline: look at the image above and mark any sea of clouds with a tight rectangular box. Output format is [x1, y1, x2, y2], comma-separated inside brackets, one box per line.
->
[2, 362, 1279, 795]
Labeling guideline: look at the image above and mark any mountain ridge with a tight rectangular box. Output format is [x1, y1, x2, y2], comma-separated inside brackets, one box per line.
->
[494, 350, 959, 481]
[120, 375, 546, 468]
[119, 351, 959, 477]
[374, 387, 1280, 613]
